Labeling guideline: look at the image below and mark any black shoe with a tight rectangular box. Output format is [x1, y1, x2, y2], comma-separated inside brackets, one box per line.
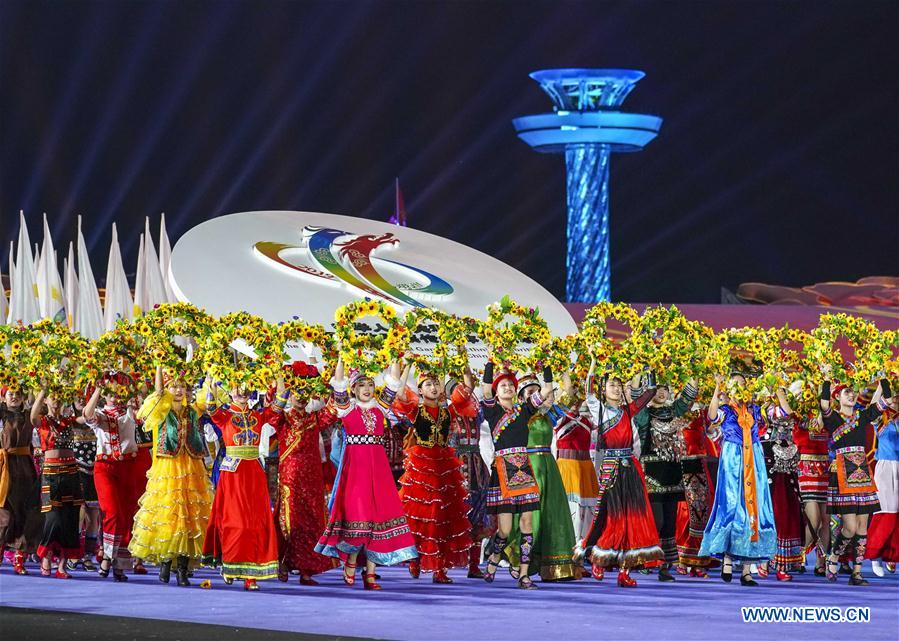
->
[112, 569, 128, 582]
[848, 574, 869, 586]
[176, 556, 190, 587]
[721, 560, 733, 583]
[740, 574, 758, 587]
[814, 566, 826, 577]
[66, 559, 80, 573]
[658, 567, 676, 582]
[98, 558, 111, 578]
[838, 562, 852, 575]
[159, 560, 172, 584]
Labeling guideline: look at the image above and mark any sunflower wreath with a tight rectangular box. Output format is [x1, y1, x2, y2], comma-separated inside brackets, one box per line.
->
[202, 311, 284, 391]
[277, 319, 334, 396]
[334, 299, 410, 377]
[479, 295, 553, 373]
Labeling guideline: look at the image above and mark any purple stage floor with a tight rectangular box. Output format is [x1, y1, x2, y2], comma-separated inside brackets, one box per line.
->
[2, 561, 898, 641]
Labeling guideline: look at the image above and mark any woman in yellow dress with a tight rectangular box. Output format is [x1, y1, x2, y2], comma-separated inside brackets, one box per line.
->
[129, 366, 213, 586]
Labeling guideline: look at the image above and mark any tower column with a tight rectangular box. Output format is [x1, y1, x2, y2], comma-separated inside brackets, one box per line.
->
[512, 68, 662, 303]
[565, 145, 611, 302]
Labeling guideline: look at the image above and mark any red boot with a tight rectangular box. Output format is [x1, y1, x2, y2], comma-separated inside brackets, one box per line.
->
[363, 572, 381, 590]
[433, 569, 453, 584]
[13, 551, 28, 575]
[591, 564, 605, 581]
[467, 546, 484, 579]
[243, 579, 259, 591]
[776, 570, 793, 582]
[617, 570, 637, 588]
[408, 559, 421, 579]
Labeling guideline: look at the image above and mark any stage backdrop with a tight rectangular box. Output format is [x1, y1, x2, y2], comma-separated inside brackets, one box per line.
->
[170, 211, 577, 366]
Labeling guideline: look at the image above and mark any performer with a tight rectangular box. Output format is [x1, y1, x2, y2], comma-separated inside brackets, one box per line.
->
[866, 396, 899, 575]
[553, 377, 598, 548]
[819, 376, 892, 585]
[480, 363, 554, 590]
[202, 377, 287, 590]
[794, 411, 831, 576]
[578, 359, 663, 588]
[634, 380, 698, 581]
[32, 389, 83, 577]
[130, 392, 152, 575]
[675, 411, 719, 576]
[315, 360, 418, 590]
[758, 402, 803, 581]
[83, 374, 141, 582]
[0, 386, 40, 575]
[505, 374, 579, 582]
[700, 373, 776, 586]
[70, 397, 99, 572]
[445, 375, 494, 578]
[395, 369, 472, 583]
[129, 366, 214, 586]
[274, 361, 337, 585]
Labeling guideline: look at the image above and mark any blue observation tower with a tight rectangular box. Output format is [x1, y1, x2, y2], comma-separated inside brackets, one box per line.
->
[513, 69, 662, 303]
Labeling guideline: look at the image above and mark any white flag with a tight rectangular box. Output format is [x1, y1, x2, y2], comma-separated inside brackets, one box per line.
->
[73, 215, 104, 340]
[38, 213, 67, 323]
[133, 232, 146, 318]
[103, 223, 133, 331]
[143, 217, 168, 309]
[64, 242, 78, 330]
[7, 211, 40, 325]
[158, 213, 177, 302]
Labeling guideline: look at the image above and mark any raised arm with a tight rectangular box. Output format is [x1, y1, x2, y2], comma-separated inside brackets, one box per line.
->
[818, 380, 832, 415]
[775, 385, 793, 415]
[672, 379, 698, 417]
[707, 375, 723, 423]
[83, 385, 103, 422]
[462, 361, 474, 391]
[481, 361, 495, 400]
[154, 365, 163, 395]
[30, 388, 47, 425]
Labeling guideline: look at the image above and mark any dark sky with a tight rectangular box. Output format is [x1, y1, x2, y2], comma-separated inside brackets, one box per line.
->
[1, 0, 897, 303]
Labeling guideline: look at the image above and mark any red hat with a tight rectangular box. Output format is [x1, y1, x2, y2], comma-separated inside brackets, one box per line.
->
[831, 383, 849, 400]
[492, 369, 517, 394]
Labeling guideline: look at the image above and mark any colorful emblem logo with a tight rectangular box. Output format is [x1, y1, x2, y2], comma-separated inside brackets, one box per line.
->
[254, 226, 454, 308]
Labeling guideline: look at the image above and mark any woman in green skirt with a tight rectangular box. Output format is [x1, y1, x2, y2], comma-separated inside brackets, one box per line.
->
[505, 375, 580, 582]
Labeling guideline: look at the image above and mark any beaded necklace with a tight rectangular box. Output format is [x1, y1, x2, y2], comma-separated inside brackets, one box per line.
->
[492, 402, 522, 443]
[831, 410, 859, 445]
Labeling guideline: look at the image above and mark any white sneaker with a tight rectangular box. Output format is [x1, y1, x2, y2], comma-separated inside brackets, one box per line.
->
[871, 560, 885, 577]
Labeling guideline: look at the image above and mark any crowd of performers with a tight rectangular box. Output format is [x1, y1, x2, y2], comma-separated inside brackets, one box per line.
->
[2, 357, 898, 591]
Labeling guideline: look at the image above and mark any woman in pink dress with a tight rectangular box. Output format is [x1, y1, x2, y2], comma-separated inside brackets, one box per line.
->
[275, 361, 338, 585]
[315, 359, 418, 590]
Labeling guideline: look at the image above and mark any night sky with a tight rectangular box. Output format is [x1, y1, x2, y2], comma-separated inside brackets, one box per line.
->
[1, 0, 896, 303]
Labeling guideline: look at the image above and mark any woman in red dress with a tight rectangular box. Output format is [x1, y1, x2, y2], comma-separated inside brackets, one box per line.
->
[315, 360, 418, 590]
[675, 412, 719, 576]
[275, 361, 337, 585]
[395, 371, 472, 584]
[202, 378, 287, 591]
[578, 357, 663, 587]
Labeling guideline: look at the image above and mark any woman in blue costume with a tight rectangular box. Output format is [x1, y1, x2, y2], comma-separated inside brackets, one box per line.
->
[699, 373, 776, 586]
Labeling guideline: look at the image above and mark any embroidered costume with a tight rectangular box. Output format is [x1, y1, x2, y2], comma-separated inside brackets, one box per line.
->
[315, 376, 418, 566]
[505, 410, 579, 581]
[202, 397, 286, 580]
[553, 401, 598, 543]
[699, 404, 776, 562]
[129, 391, 213, 568]
[676, 413, 719, 570]
[86, 403, 142, 571]
[35, 415, 84, 562]
[634, 384, 697, 566]
[0, 402, 40, 567]
[274, 399, 337, 578]
[395, 390, 472, 574]
[761, 407, 804, 574]
[866, 412, 899, 563]
[581, 378, 664, 570]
